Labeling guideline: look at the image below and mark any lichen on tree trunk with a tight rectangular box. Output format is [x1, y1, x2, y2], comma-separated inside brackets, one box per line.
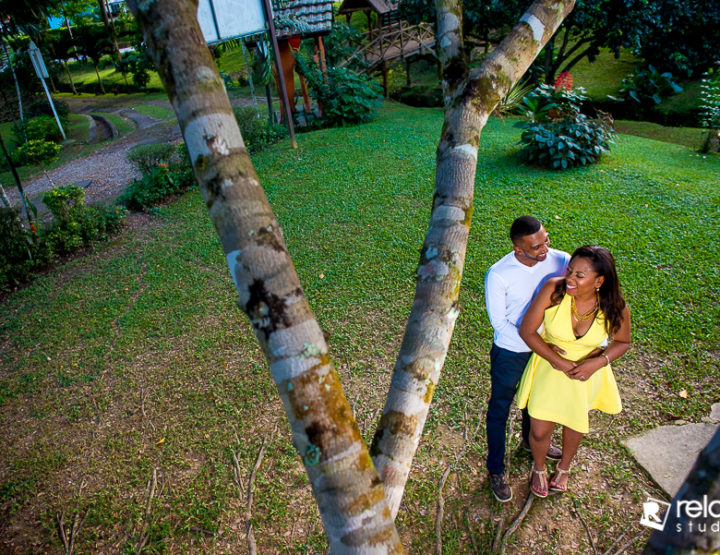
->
[126, 0, 402, 551]
[370, 0, 576, 517]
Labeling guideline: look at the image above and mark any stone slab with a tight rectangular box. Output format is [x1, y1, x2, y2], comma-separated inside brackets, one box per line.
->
[624, 422, 719, 497]
[710, 403, 720, 423]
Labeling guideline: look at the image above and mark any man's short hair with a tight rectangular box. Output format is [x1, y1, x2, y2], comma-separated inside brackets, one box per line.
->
[510, 216, 542, 244]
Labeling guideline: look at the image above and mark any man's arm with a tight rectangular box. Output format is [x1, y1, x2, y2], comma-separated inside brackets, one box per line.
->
[485, 270, 524, 346]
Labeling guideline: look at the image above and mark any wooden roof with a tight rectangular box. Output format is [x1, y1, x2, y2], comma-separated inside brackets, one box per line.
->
[274, 0, 334, 38]
[336, 0, 398, 15]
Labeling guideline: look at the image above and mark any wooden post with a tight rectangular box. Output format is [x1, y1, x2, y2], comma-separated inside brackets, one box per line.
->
[299, 74, 311, 113]
[317, 36, 327, 74]
[261, 0, 297, 148]
[382, 62, 388, 97]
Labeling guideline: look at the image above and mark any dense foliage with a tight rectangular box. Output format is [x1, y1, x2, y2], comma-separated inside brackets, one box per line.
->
[120, 143, 195, 210]
[322, 21, 367, 71]
[613, 65, 683, 119]
[15, 139, 61, 167]
[516, 83, 616, 169]
[42, 185, 127, 255]
[636, 0, 720, 77]
[0, 185, 127, 291]
[233, 107, 288, 153]
[13, 115, 64, 145]
[296, 60, 382, 127]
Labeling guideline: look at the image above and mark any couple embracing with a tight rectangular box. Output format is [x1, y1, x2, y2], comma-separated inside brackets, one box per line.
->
[485, 216, 631, 501]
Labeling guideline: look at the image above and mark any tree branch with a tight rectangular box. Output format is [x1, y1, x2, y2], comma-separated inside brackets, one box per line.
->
[370, 0, 576, 518]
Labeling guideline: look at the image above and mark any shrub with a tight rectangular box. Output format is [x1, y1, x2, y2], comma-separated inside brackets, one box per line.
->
[27, 98, 70, 124]
[15, 139, 61, 167]
[127, 142, 176, 173]
[0, 185, 127, 290]
[120, 143, 195, 210]
[13, 116, 64, 145]
[0, 207, 36, 290]
[518, 83, 588, 122]
[516, 83, 616, 170]
[611, 65, 683, 119]
[296, 60, 382, 127]
[42, 185, 127, 255]
[516, 112, 616, 169]
[233, 107, 288, 153]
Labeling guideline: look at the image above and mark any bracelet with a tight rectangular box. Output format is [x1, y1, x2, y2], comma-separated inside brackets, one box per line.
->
[602, 353, 611, 366]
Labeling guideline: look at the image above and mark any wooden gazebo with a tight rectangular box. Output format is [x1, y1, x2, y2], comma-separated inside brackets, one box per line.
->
[272, 0, 334, 119]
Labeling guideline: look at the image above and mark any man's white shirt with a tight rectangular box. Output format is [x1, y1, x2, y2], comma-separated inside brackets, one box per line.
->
[485, 248, 571, 353]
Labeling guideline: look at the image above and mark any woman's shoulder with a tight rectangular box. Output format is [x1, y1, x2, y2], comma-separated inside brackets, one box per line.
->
[539, 276, 564, 294]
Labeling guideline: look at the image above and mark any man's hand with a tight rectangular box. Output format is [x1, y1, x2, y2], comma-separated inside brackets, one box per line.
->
[549, 344, 566, 356]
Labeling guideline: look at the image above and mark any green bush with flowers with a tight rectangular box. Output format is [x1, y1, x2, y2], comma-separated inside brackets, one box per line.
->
[120, 142, 195, 210]
[515, 75, 616, 170]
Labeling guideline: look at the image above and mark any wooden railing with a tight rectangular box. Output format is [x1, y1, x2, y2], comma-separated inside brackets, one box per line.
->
[341, 21, 436, 71]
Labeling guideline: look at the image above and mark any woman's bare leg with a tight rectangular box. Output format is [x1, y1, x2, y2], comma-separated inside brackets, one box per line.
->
[529, 417, 555, 492]
[552, 426, 584, 490]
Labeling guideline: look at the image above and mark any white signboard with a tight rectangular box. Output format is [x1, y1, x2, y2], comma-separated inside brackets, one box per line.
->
[197, 0, 268, 44]
[28, 41, 49, 79]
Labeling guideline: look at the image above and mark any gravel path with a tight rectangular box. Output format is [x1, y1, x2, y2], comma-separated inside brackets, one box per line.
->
[7, 99, 182, 213]
[7, 95, 268, 216]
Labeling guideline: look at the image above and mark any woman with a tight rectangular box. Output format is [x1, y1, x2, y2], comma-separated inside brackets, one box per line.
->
[516, 245, 631, 497]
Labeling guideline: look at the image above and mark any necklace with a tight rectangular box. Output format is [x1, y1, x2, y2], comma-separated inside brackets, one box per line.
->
[571, 295, 598, 322]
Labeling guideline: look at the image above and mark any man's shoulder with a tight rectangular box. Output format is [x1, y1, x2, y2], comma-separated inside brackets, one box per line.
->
[547, 248, 571, 263]
[486, 252, 516, 277]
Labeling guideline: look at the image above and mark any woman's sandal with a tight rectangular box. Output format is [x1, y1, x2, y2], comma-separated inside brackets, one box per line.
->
[529, 465, 549, 498]
[549, 466, 571, 493]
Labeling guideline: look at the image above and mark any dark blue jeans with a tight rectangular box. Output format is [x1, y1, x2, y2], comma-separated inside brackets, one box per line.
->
[486, 343, 531, 474]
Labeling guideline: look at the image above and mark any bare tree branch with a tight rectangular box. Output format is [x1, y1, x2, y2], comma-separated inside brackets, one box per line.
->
[572, 496, 598, 555]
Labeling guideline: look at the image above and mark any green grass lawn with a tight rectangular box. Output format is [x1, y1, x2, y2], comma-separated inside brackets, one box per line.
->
[61, 59, 165, 91]
[569, 46, 639, 100]
[1, 102, 718, 553]
[132, 103, 175, 120]
[615, 120, 707, 149]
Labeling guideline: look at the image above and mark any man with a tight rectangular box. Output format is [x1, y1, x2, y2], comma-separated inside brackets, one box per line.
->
[484, 216, 570, 502]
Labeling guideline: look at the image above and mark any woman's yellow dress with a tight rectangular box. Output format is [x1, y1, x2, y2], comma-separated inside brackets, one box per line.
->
[516, 294, 622, 433]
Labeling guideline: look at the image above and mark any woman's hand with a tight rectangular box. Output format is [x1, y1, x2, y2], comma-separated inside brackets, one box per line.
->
[565, 358, 604, 381]
[552, 357, 577, 373]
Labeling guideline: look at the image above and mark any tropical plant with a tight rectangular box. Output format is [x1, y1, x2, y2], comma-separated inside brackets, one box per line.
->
[612, 65, 682, 119]
[41, 184, 127, 256]
[126, 142, 176, 173]
[120, 144, 195, 210]
[322, 21, 367, 70]
[518, 82, 588, 122]
[15, 139, 61, 172]
[295, 59, 382, 127]
[699, 63, 720, 153]
[516, 111, 615, 169]
[516, 83, 616, 169]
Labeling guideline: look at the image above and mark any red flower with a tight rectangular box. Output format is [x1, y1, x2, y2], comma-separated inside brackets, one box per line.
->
[553, 71, 573, 91]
